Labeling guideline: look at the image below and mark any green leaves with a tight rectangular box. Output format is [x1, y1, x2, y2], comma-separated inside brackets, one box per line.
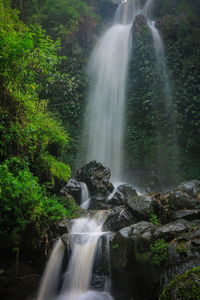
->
[150, 239, 168, 266]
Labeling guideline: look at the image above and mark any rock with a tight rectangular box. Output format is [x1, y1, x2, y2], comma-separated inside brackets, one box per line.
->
[134, 14, 147, 32]
[88, 194, 112, 210]
[167, 190, 199, 210]
[170, 209, 200, 221]
[61, 234, 70, 246]
[108, 184, 138, 206]
[111, 226, 159, 300]
[126, 194, 155, 219]
[153, 219, 189, 241]
[159, 266, 200, 300]
[154, 189, 200, 224]
[56, 219, 69, 235]
[60, 179, 82, 203]
[75, 161, 114, 196]
[91, 274, 107, 290]
[178, 180, 200, 198]
[103, 206, 136, 232]
[120, 221, 157, 242]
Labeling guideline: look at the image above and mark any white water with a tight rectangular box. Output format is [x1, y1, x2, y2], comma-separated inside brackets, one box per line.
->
[58, 213, 112, 300]
[37, 214, 112, 300]
[143, 0, 172, 107]
[37, 240, 65, 300]
[80, 182, 91, 209]
[84, 1, 142, 182]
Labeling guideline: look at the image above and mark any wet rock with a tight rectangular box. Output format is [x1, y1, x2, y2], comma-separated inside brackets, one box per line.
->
[108, 184, 138, 206]
[91, 274, 107, 290]
[178, 180, 200, 198]
[170, 209, 200, 221]
[153, 219, 189, 241]
[56, 219, 69, 235]
[75, 161, 114, 196]
[159, 266, 200, 300]
[61, 234, 70, 246]
[120, 221, 157, 241]
[134, 14, 147, 32]
[89, 194, 112, 210]
[153, 189, 200, 224]
[167, 190, 199, 210]
[103, 206, 135, 232]
[126, 194, 155, 219]
[60, 179, 82, 203]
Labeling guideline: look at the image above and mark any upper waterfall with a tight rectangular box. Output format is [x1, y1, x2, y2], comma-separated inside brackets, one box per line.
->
[83, 0, 141, 182]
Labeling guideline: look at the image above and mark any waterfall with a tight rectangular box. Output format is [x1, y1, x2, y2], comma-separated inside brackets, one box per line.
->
[83, 1, 141, 182]
[143, 0, 179, 185]
[37, 213, 112, 300]
[143, 0, 172, 108]
[80, 182, 90, 209]
[57, 213, 113, 300]
[37, 240, 65, 300]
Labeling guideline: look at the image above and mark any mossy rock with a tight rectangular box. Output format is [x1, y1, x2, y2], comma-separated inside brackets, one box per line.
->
[159, 266, 200, 300]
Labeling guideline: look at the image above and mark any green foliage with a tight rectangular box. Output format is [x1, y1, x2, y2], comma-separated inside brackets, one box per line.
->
[39, 153, 71, 184]
[15, 0, 98, 49]
[0, 158, 68, 241]
[112, 243, 120, 250]
[0, 0, 78, 248]
[159, 266, 200, 300]
[150, 239, 168, 266]
[149, 213, 161, 225]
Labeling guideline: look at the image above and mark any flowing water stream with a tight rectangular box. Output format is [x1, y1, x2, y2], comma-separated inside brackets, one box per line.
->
[37, 212, 112, 300]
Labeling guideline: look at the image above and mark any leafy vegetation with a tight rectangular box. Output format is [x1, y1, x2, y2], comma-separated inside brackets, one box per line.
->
[0, 0, 88, 247]
[150, 239, 168, 266]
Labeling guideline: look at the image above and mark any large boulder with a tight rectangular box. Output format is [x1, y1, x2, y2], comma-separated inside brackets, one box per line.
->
[107, 184, 138, 206]
[120, 221, 157, 242]
[75, 161, 114, 196]
[60, 179, 82, 203]
[178, 180, 200, 198]
[126, 194, 156, 219]
[153, 219, 189, 241]
[170, 209, 200, 221]
[89, 194, 113, 210]
[103, 206, 136, 232]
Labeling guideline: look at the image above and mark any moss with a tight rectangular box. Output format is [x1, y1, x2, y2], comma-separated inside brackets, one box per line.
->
[135, 251, 151, 263]
[176, 242, 187, 255]
[159, 266, 200, 300]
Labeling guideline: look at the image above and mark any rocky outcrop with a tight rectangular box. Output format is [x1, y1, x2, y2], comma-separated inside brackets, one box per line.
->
[60, 179, 82, 203]
[103, 206, 136, 232]
[159, 266, 200, 300]
[75, 161, 114, 196]
[108, 180, 200, 300]
[107, 184, 138, 206]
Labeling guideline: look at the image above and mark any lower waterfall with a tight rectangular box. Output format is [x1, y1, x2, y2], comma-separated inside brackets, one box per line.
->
[37, 213, 113, 300]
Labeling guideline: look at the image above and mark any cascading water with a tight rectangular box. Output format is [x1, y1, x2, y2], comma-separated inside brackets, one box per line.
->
[37, 240, 65, 300]
[80, 182, 91, 209]
[143, 0, 179, 185]
[59, 214, 112, 300]
[83, 1, 142, 182]
[143, 0, 172, 107]
[37, 213, 112, 300]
